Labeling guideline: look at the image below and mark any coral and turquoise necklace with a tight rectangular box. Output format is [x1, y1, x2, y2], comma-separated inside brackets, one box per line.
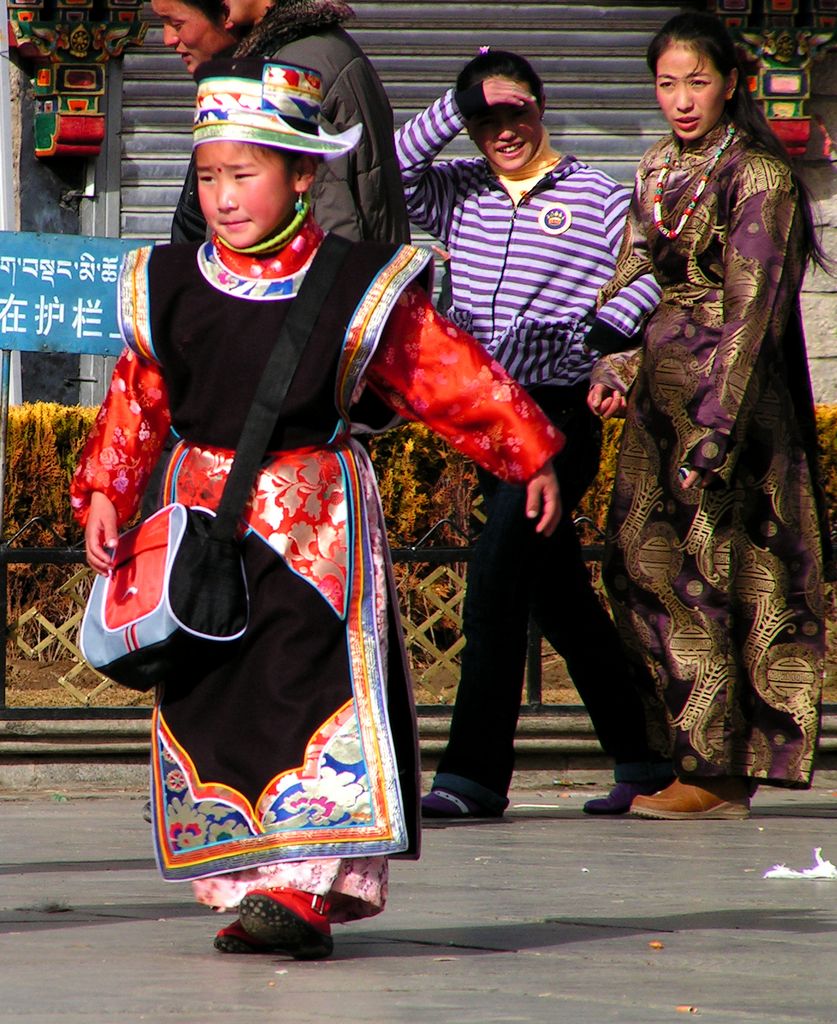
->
[653, 123, 736, 240]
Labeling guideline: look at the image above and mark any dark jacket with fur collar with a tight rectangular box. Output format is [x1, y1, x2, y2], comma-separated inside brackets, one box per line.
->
[171, 0, 409, 245]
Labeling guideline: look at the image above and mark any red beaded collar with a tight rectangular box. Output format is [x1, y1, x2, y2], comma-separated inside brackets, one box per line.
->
[211, 214, 324, 280]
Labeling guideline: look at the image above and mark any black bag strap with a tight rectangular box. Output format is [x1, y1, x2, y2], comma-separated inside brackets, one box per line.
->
[210, 232, 352, 540]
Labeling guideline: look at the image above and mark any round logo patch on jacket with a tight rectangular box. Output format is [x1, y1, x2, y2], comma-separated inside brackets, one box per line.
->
[538, 204, 573, 236]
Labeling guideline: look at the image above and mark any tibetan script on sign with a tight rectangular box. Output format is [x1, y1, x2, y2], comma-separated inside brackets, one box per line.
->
[0, 231, 149, 355]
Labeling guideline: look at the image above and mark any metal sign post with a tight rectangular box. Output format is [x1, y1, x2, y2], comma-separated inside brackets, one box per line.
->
[0, 0, 21, 432]
[0, 3, 16, 231]
[1, 0, 18, 537]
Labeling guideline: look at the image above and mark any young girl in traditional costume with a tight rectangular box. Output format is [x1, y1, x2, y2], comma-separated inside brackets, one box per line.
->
[71, 58, 562, 958]
[588, 13, 830, 820]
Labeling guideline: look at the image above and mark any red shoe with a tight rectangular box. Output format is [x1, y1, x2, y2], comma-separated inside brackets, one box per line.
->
[214, 918, 281, 955]
[238, 887, 333, 960]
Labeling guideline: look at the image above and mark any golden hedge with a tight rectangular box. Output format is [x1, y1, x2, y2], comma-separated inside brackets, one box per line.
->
[3, 401, 836, 550]
[4, 403, 96, 547]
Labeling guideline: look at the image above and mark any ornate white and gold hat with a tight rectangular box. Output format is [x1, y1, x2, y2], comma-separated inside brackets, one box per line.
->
[193, 58, 362, 159]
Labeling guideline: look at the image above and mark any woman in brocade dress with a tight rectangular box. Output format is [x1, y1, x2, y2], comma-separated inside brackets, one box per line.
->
[71, 57, 562, 959]
[588, 12, 830, 820]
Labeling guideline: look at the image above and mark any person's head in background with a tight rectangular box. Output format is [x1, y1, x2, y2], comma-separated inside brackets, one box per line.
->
[647, 12, 743, 146]
[223, 0, 279, 30]
[455, 49, 551, 179]
[219, 0, 354, 34]
[646, 11, 827, 269]
[151, 0, 239, 76]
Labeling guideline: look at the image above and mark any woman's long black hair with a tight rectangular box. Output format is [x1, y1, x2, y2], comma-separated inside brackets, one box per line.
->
[647, 12, 828, 270]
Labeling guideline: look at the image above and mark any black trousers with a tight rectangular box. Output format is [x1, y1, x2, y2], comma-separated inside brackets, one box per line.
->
[433, 385, 668, 810]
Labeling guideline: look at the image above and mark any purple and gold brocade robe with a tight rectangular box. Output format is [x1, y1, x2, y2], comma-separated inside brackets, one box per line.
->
[592, 122, 825, 786]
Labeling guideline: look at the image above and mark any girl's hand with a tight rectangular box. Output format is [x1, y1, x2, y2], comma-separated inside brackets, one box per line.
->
[587, 383, 627, 419]
[85, 491, 119, 576]
[481, 77, 538, 110]
[525, 462, 562, 537]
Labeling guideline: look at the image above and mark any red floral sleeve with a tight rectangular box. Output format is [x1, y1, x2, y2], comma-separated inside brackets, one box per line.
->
[69, 347, 171, 527]
[366, 285, 564, 482]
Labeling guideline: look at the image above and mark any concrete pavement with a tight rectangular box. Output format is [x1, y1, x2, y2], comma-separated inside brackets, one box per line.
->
[2, 772, 837, 1024]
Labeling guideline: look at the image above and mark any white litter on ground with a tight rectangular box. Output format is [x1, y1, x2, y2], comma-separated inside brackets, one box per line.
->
[763, 847, 837, 880]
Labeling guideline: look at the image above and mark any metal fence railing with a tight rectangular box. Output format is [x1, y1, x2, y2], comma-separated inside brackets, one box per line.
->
[0, 525, 606, 719]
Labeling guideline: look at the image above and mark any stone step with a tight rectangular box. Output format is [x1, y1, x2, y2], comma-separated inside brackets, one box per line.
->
[2, 711, 835, 790]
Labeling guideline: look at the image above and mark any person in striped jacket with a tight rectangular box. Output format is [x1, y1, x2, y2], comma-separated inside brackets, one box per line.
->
[396, 48, 674, 818]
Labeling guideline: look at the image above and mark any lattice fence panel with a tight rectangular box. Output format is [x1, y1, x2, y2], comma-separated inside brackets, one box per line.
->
[6, 566, 151, 707]
[394, 560, 469, 705]
[4, 558, 477, 708]
[3, 549, 597, 708]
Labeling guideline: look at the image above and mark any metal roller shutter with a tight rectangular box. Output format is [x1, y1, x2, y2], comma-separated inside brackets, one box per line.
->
[118, 1, 689, 240]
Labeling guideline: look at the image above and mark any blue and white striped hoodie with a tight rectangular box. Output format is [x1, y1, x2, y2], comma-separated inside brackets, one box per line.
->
[395, 89, 660, 389]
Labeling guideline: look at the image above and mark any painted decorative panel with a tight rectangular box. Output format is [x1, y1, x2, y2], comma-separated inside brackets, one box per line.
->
[8, 0, 147, 158]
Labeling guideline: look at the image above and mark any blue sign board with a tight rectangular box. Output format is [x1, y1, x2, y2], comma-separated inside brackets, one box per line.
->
[0, 230, 150, 356]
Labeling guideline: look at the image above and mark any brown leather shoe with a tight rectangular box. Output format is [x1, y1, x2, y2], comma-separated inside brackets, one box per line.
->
[630, 778, 750, 820]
